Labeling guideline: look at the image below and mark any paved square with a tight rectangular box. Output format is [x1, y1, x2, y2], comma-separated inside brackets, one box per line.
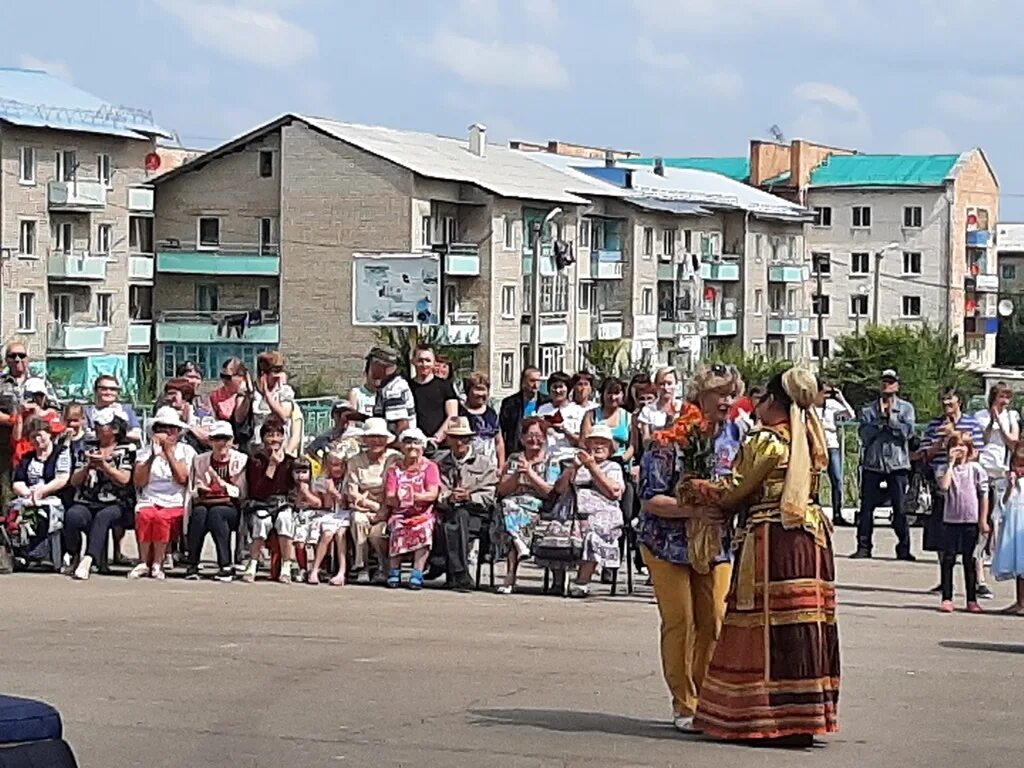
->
[4, 529, 1021, 767]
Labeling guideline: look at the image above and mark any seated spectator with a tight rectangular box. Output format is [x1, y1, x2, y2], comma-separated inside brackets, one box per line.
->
[209, 358, 255, 451]
[59, 403, 87, 460]
[185, 421, 248, 582]
[459, 372, 504, 468]
[344, 417, 398, 582]
[427, 416, 498, 590]
[158, 378, 209, 450]
[384, 427, 440, 589]
[241, 415, 296, 583]
[537, 371, 586, 460]
[11, 378, 62, 468]
[130, 407, 196, 580]
[289, 456, 323, 581]
[87, 374, 143, 444]
[547, 424, 625, 598]
[306, 400, 366, 459]
[64, 409, 136, 580]
[308, 451, 353, 586]
[8, 417, 71, 561]
[493, 417, 559, 594]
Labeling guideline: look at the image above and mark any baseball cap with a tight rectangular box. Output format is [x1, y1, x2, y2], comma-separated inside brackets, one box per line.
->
[366, 346, 399, 366]
[23, 377, 47, 396]
[208, 421, 234, 439]
[880, 369, 899, 382]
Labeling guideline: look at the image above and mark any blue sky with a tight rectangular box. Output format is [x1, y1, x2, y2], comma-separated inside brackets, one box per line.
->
[9, 0, 1024, 215]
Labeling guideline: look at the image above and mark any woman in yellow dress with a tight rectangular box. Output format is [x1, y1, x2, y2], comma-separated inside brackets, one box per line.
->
[694, 367, 840, 746]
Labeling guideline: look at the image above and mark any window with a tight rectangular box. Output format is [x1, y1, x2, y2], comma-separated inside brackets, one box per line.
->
[539, 345, 565, 378]
[850, 294, 869, 317]
[812, 338, 831, 360]
[592, 221, 606, 250]
[96, 224, 112, 255]
[420, 215, 432, 247]
[258, 150, 274, 178]
[903, 206, 923, 228]
[578, 220, 590, 248]
[443, 284, 459, 317]
[18, 221, 36, 256]
[902, 295, 922, 318]
[129, 216, 154, 253]
[55, 150, 77, 181]
[259, 217, 275, 255]
[19, 147, 35, 184]
[642, 287, 654, 315]
[902, 251, 922, 275]
[503, 217, 515, 250]
[812, 294, 831, 316]
[97, 153, 112, 187]
[196, 284, 220, 311]
[683, 229, 692, 252]
[501, 285, 516, 318]
[257, 286, 272, 311]
[437, 216, 457, 244]
[55, 222, 73, 254]
[576, 342, 590, 371]
[578, 282, 595, 313]
[1003, 264, 1017, 280]
[753, 289, 763, 315]
[18, 293, 35, 331]
[500, 353, 515, 389]
[851, 252, 870, 275]
[812, 206, 832, 227]
[662, 228, 676, 257]
[129, 285, 153, 321]
[197, 217, 220, 249]
[96, 293, 113, 325]
[811, 251, 832, 277]
[852, 206, 871, 228]
[539, 273, 569, 313]
[643, 227, 654, 257]
[52, 293, 71, 325]
[786, 341, 798, 360]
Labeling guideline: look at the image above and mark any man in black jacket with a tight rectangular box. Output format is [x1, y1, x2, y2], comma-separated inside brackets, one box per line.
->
[498, 366, 548, 454]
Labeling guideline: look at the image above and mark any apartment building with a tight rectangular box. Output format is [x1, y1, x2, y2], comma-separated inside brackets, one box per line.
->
[643, 140, 1001, 365]
[996, 223, 1024, 297]
[151, 115, 616, 397]
[0, 67, 172, 394]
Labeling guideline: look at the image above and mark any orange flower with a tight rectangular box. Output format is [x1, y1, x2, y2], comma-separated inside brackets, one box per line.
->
[653, 402, 710, 447]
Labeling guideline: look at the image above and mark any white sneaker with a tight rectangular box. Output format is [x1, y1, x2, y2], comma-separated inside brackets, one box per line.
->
[163, 554, 175, 571]
[127, 563, 149, 580]
[569, 583, 591, 598]
[72, 557, 92, 581]
[151, 566, 166, 581]
[496, 584, 514, 595]
[673, 715, 701, 734]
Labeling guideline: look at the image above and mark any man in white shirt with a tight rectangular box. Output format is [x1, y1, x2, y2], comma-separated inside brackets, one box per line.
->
[536, 372, 585, 459]
[817, 381, 855, 525]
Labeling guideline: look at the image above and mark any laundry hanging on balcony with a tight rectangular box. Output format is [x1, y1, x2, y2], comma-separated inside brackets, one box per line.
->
[216, 309, 265, 338]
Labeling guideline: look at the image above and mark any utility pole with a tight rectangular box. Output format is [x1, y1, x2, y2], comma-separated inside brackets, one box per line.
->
[872, 249, 883, 326]
[813, 253, 825, 371]
[529, 207, 562, 368]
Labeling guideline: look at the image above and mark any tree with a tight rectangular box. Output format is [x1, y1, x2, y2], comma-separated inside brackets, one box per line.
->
[709, 346, 791, 389]
[583, 340, 638, 381]
[824, 324, 982, 420]
[374, 326, 475, 379]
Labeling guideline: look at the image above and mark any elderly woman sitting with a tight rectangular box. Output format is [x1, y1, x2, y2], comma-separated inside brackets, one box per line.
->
[8, 417, 71, 564]
[383, 427, 441, 589]
[344, 417, 398, 583]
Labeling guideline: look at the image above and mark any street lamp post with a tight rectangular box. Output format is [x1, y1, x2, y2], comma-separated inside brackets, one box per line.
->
[872, 241, 901, 326]
[529, 207, 562, 367]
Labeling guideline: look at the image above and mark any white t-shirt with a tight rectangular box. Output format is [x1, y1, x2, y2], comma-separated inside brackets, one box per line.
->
[136, 442, 197, 508]
[638, 401, 679, 431]
[537, 402, 586, 456]
[252, 383, 296, 446]
[974, 408, 1020, 478]
[818, 398, 851, 450]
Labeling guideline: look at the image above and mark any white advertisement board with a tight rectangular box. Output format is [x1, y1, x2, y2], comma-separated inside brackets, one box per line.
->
[352, 253, 441, 326]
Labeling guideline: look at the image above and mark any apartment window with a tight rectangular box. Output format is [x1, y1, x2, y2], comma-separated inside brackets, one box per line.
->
[576, 342, 590, 371]
[642, 287, 654, 316]
[500, 353, 515, 389]
[52, 293, 71, 325]
[196, 284, 220, 311]
[592, 221, 606, 250]
[753, 289, 763, 315]
[96, 293, 113, 325]
[852, 206, 871, 228]
[643, 227, 654, 257]
[420, 215, 432, 247]
[503, 217, 516, 250]
[129, 216, 154, 253]
[812, 294, 831, 316]
[443, 284, 459, 318]
[578, 220, 590, 248]
[752, 341, 765, 355]
[97, 153, 112, 187]
[18, 147, 35, 184]
[812, 206, 832, 227]
[197, 217, 220, 249]
[18, 221, 37, 256]
[578, 282, 595, 313]
[662, 228, 676, 257]
[55, 150, 77, 181]
[257, 286, 272, 312]
[851, 252, 870, 275]
[786, 341, 798, 360]
[259, 217, 275, 255]
[902, 295, 922, 318]
[811, 339, 831, 361]
[1003, 264, 1017, 280]
[902, 251, 922, 276]
[501, 285, 516, 318]
[539, 273, 569, 313]
[96, 224, 112, 255]
[55, 222, 73, 254]
[258, 150, 274, 178]
[903, 206, 923, 228]
[129, 285, 153, 321]
[811, 252, 832, 277]
[850, 294, 869, 317]
[539, 345, 565, 378]
[683, 229, 693, 252]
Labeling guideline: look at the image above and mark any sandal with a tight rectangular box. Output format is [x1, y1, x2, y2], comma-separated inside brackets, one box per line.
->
[409, 569, 424, 590]
[386, 569, 402, 588]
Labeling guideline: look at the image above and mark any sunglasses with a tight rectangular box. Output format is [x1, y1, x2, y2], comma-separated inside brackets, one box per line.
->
[5, 353, 27, 360]
[220, 373, 234, 382]
[269, 366, 284, 374]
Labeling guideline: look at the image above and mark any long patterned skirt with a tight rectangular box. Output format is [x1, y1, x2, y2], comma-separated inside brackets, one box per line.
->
[694, 522, 840, 740]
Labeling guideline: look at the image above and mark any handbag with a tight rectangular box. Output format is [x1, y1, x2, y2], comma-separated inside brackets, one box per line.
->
[530, 486, 584, 563]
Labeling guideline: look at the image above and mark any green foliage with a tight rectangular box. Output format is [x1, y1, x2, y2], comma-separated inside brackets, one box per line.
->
[709, 346, 790, 389]
[824, 324, 982, 421]
[583, 340, 634, 381]
[996, 327, 1024, 367]
[291, 369, 339, 399]
[374, 326, 475, 379]
[134, 357, 158, 405]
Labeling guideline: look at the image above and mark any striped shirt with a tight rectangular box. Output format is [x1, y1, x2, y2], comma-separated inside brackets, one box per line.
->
[921, 414, 984, 476]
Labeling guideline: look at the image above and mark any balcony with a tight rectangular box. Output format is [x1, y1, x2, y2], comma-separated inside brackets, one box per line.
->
[437, 312, 481, 345]
[966, 230, 991, 248]
[48, 323, 109, 353]
[964, 316, 999, 336]
[435, 243, 480, 277]
[129, 254, 155, 281]
[705, 318, 738, 336]
[591, 250, 624, 280]
[48, 180, 107, 211]
[128, 322, 152, 351]
[767, 312, 809, 335]
[767, 265, 807, 283]
[699, 262, 740, 281]
[155, 310, 280, 344]
[657, 262, 677, 281]
[971, 274, 999, 292]
[47, 251, 107, 281]
[595, 312, 624, 340]
[658, 316, 697, 339]
[156, 240, 281, 276]
[520, 317, 569, 345]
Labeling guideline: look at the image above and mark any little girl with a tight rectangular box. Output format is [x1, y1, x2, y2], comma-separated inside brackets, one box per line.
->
[937, 432, 989, 613]
[309, 451, 352, 586]
[992, 443, 1024, 614]
[289, 457, 322, 582]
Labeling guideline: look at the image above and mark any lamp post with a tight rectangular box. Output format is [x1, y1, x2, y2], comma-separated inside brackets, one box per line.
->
[529, 207, 562, 367]
[855, 283, 870, 335]
[871, 241, 901, 326]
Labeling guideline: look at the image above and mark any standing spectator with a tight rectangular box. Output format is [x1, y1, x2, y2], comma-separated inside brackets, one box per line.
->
[0, 344, 57, 506]
[992, 443, 1024, 614]
[730, 385, 765, 439]
[251, 352, 295, 451]
[86, 375, 142, 444]
[817, 380, 855, 526]
[428, 417, 498, 590]
[0, 342, 56, 400]
[11, 379, 62, 468]
[852, 370, 917, 561]
[536, 371, 585, 459]
[625, 373, 653, 413]
[637, 367, 681, 443]
[570, 372, 597, 411]
[129, 407, 196, 580]
[383, 428, 441, 589]
[974, 382, 1018, 597]
[936, 432, 989, 613]
[348, 361, 378, 417]
[367, 347, 416, 435]
[409, 346, 459, 445]
[459, 373, 504, 468]
[580, 378, 634, 463]
[209, 358, 255, 450]
[499, 366, 548, 455]
[242, 416, 296, 583]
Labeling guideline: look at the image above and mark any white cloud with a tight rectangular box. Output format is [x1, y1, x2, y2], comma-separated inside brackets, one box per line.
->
[521, 0, 560, 27]
[900, 127, 956, 153]
[792, 81, 864, 116]
[632, 0, 838, 34]
[420, 28, 568, 90]
[937, 76, 1024, 123]
[17, 54, 73, 83]
[152, 0, 317, 68]
[453, 0, 501, 30]
[633, 37, 743, 99]
[791, 81, 869, 146]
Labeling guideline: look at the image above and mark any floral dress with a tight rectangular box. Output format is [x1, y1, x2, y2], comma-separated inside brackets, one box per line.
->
[575, 461, 625, 568]
[492, 451, 560, 559]
[385, 460, 440, 556]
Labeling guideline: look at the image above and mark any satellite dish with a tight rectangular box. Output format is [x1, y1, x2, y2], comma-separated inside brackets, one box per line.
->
[144, 152, 162, 172]
[998, 299, 1015, 317]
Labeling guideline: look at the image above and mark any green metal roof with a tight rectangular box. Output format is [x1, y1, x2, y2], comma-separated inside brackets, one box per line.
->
[808, 153, 960, 187]
[625, 156, 750, 182]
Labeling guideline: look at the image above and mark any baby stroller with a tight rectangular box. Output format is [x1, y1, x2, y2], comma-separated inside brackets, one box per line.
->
[2, 499, 63, 572]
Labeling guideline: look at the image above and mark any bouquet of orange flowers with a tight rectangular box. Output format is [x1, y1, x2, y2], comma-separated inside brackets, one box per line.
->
[653, 403, 723, 574]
